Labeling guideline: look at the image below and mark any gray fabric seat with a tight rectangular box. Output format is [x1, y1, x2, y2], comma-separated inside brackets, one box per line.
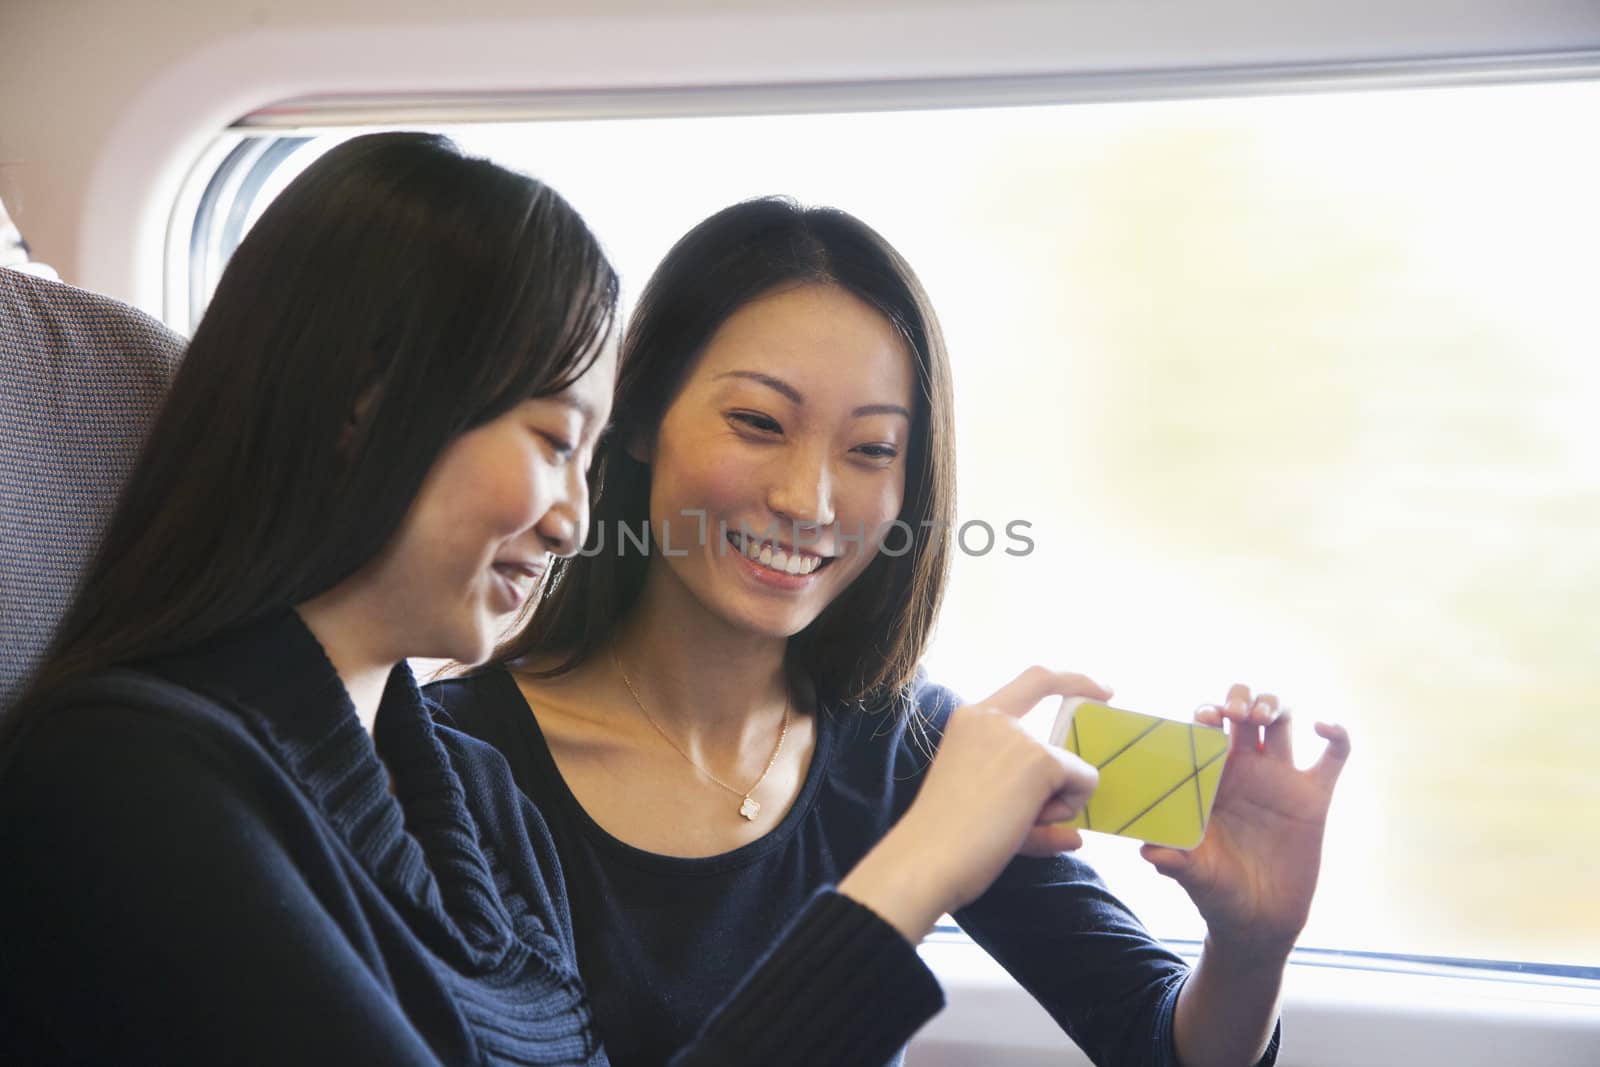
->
[0, 268, 183, 710]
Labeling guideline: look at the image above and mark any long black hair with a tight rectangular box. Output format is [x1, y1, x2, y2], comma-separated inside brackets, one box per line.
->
[14, 131, 617, 717]
[488, 196, 956, 712]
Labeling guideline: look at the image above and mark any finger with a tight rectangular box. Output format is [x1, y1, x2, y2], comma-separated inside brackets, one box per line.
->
[1139, 843, 1196, 881]
[1193, 703, 1225, 728]
[1311, 721, 1352, 789]
[1021, 823, 1085, 856]
[1045, 746, 1100, 805]
[982, 666, 1113, 720]
[1224, 683, 1253, 718]
[1251, 691, 1280, 725]
[1263, 706, 1293, 760]
[1228, 711, 1261, 754]
[1038, 797, 1079, 823]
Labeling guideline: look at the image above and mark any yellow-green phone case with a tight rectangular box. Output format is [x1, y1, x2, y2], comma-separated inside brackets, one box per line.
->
[1048, 698, 1229, 849]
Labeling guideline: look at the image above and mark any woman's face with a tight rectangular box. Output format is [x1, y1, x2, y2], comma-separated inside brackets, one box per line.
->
[361, 339, 618, 666]
[644, 282, 915, 640]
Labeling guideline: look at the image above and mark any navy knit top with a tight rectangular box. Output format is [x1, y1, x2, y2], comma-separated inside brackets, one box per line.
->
[0, 614, 943, 1065]
[429, 669, 1282, 1067]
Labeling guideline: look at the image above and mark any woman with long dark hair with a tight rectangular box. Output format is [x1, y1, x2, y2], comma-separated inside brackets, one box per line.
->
[0, 140, 1102, 1066]
[431, 197, 1353, 1067]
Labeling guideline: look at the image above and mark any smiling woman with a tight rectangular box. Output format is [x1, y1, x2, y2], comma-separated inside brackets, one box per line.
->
[0, 131, 630, 1065]
[641, 283, 914, 638]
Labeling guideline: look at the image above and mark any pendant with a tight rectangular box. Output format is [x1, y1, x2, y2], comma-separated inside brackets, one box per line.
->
[739, 796, 760, 820]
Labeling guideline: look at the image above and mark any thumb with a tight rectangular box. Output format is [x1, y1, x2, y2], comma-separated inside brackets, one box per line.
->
[1021, 823, 1085, 856]
[1140, 843, 1196, 882]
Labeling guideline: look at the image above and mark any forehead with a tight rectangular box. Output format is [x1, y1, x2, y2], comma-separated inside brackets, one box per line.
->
[693, 283, 915, 400]
[556, 333, 619, 418]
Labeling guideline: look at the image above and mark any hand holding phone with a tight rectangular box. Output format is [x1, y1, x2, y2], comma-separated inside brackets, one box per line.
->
[1048, 698, 1229, 849]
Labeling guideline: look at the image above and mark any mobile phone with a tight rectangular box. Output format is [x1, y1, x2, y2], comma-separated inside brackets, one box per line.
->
[1048, 698, 1229, 849]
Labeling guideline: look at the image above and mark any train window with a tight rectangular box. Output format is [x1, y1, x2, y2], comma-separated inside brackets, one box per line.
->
[179, 76, 1600, 981]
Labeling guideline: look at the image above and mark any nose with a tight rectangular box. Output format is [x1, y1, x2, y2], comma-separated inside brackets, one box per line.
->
[535, 460, 591, 558]
[766, 444, 836, 533]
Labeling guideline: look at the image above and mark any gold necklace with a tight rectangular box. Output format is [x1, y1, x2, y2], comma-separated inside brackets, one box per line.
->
[610, 644, 791, 821]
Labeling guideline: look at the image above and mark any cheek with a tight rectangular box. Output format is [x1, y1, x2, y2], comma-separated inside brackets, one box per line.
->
[829, 474, 907, 577]
[423, 468, 551, 568]
[499, 466, 555, 529]
[851, 475, 908, 540]
[652, 440, 758, 522]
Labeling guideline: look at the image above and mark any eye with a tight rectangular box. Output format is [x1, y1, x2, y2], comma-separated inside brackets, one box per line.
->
[540, 432, 578, 461]
[853, 443, 899, 462]
[728, 411, 782, 435]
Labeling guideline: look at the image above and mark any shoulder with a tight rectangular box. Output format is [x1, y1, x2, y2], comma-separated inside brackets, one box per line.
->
[424, 667, 527, 746]
[0, 677, 308, 909]
[430, 714, 546, 844]
[905, 668, 962, 731]
[818, 668, 964, 817]
[8, 672, 268, 793]
[429, 708, 522, 801]
[424, 665, 512, 713]
[838, 667, 962, 748]
[426, 688, 558, 850]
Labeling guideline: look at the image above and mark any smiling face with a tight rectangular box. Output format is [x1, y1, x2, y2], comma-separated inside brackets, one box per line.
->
[640, 283, 916, 640]
[354, 337, 618, 666]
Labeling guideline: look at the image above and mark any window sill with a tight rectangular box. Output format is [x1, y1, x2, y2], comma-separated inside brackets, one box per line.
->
[911, 934, 1600, 1066]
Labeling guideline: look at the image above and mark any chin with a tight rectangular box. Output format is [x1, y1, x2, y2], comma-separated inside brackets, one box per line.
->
[437, 621, 496, 668]
[725, 601, 823, 641]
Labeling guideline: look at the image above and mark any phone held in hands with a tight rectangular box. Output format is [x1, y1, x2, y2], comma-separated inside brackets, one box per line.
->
[1048, 698, 1229, 850]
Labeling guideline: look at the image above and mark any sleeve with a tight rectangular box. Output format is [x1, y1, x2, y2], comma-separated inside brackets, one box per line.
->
[955, 854, 1191, 1067]
[0, 705, 447, 1067]
[913, 679, 1280, 1067]
[670, 889, 946, 1067]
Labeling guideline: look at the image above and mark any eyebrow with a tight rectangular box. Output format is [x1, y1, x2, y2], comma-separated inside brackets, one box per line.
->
[715, 370, 911, 420]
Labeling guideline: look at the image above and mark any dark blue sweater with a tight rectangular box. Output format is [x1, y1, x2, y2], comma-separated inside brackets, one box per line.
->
[429, 669, 1282, 1067]
[0, 614, 943, 1065]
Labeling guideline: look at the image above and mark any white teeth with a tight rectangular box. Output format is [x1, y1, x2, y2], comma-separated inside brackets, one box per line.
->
[732, 534, 826, 576]
[496, 565, 534, 590]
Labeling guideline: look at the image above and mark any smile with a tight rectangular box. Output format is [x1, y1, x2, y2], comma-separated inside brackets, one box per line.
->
[725, 532, 833, 577]
[490, 560, 545, 608]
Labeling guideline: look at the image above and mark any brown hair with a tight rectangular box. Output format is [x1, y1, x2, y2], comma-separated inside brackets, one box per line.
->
[486, 196, 955, 712]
